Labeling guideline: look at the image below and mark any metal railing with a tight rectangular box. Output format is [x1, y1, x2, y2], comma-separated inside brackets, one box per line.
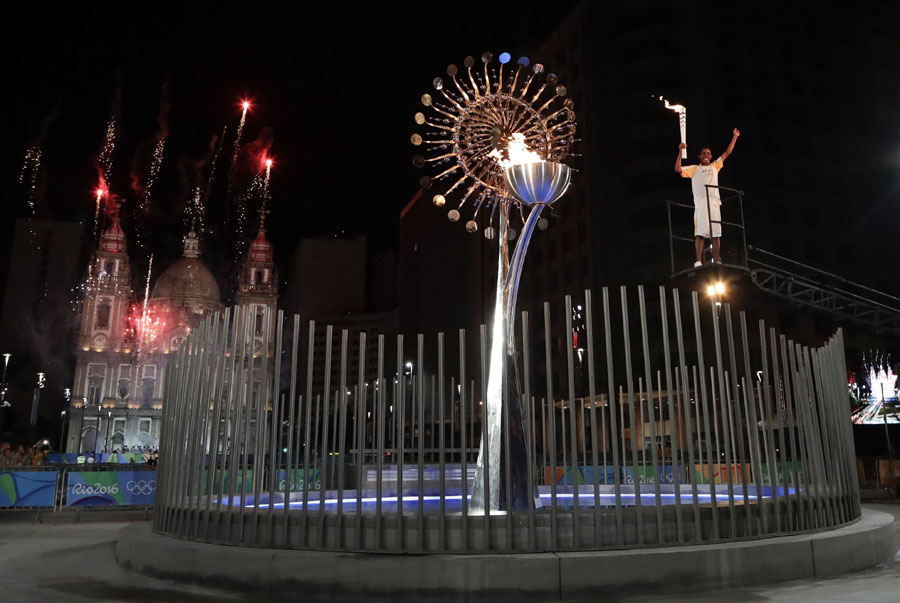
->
[154, 286, 860, 552]
[667, 185, 748, 275]
[0, 464, 156, 511]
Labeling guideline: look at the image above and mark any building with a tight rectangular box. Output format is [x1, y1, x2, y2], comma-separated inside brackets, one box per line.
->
[64, 206, 277, 453]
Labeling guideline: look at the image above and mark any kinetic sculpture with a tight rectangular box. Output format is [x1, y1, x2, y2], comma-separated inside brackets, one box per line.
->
[412, 51, 577, 511]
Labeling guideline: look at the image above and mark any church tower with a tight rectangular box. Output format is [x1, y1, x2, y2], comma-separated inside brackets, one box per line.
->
[68, 203, 134, 453]
[236, 210, 278, 353]
[78, 202, 132, 354]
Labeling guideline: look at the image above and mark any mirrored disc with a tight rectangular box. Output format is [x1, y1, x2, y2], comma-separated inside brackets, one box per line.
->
[433, 77, 443, 90]
[410, 133, 423, 146]
[556, 85, 567, 97]
[420, 176, 432, 189]
[446, 64, 458, 76]
[532, 63, 544, 74]
[433, 194, 446, 207]
[481, 51, 493, 63]
[465, 220, 478, 233]
[463, 56, 475, 68]
[517, 56, 530, 67]
[414, 112, 426, 125]
[412, 155, 425, 168]
[421, 93, 432, 106]
[499, 52, 511, 64]
[447, 209, 460, 222]
[537, 218, 549, 230]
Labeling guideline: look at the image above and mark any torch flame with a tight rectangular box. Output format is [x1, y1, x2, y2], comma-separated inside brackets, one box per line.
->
[489, 133, 543, 169]
[659, 96, 686, 114]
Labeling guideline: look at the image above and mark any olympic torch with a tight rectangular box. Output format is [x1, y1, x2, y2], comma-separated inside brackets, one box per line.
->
[660, 97, 687, 159]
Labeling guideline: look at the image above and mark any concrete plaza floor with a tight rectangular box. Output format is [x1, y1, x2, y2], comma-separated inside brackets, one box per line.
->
[0, 503, 897, 603]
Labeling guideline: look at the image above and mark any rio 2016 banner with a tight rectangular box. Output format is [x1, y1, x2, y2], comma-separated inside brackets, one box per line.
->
[544, 466, 679, 485]
[0, 471, 57, 508]
[276, 469, 321, 491]
[65, 470, 157, 507]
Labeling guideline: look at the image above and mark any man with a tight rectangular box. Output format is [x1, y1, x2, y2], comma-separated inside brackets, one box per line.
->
[675, 128, 740, 267]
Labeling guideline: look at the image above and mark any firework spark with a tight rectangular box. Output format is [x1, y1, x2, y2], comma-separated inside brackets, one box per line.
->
[263, 157, 273, 205]
[99, 116, 117, 182]
[93, 184, 107, 240]
[230, 99, 251, 176]
[20, 145, 42, 214]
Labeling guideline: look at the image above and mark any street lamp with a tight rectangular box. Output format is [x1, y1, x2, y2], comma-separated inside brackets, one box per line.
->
[0, 353, 10, 439]
[60, 388, 71, 451]
[30, 372, 45, 442]
[105, 410, 112, 455]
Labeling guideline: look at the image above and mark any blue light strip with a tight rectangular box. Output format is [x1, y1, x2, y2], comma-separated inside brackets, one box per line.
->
[238, 489, 786, 509]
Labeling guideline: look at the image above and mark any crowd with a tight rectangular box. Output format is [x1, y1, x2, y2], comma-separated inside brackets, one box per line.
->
[0, 441, 48, 467]
[0, 441, 159, 467]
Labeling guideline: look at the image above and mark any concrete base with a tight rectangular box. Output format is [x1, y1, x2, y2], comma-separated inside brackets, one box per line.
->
[117, 508, 897, 601]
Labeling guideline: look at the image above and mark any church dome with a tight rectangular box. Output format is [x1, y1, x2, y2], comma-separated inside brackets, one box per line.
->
[150, 231, 222, 314]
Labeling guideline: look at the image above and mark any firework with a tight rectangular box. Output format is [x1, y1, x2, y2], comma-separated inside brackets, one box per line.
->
[263, 157, 273, 204]
[205, 126, 227, 202]
[19, 145, 41, 213]
[99, 116, 117, 182]
[93, 184, 107, 241]
[230, 99, 251, 177]
[145, 138, 166, 205]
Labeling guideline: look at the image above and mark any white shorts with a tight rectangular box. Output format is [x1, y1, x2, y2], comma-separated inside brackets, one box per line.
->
[694, 201, 722, 238]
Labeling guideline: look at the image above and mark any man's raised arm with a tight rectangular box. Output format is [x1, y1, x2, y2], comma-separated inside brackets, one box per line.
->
[675, 143, 686, 173]
[720, 128, 740, 161]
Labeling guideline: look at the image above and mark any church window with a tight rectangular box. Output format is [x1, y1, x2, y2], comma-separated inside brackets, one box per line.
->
[142, 378, 155, 401]
[113, 417, 126, 436]
[105, 260, 115, 275]
[118, 381, 129, 400]
[138, 418, 152, 434]
[96, 301, 111, 329]
[88, 379, 103, 406]
[255, 269, 263, 284]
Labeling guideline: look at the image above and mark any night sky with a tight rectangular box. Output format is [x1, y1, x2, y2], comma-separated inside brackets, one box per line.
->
[3, 2, 577, 281]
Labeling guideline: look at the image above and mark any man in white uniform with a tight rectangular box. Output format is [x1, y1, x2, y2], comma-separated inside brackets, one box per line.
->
[675, 128, 740, 267]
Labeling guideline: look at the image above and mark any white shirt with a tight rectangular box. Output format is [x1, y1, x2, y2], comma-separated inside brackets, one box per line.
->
[681, 157, 724, 206]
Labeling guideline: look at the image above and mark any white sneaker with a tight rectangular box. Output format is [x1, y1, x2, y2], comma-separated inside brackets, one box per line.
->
[693, 261, 702, 268]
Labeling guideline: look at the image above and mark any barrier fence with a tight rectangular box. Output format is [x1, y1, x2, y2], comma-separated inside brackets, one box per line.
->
[0, 465, 156, 510]
[152, 286, 860, 553]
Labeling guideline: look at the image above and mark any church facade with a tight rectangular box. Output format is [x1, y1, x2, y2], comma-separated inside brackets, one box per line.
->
[64, 206, 277, 453]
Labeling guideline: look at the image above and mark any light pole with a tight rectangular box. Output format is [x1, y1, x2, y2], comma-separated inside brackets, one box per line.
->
[105, 410, 112, 455]
[30, 372, 45, 443]
[75, 397, 87, 454]
[0, 353, 10, 439]
[60, 388, 70, 451]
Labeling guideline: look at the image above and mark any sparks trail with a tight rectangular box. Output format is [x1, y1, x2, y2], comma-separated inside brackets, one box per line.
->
[20, 146, 42, 214]
[227, 100, 251, 195]
[93, 182, 108, 241]
[262, 156, 273, 209]
[184, 186, 206, 237]
[99, 116, 118, 182]
[204, 126, 227, 204]
[126, 255, 164, 366]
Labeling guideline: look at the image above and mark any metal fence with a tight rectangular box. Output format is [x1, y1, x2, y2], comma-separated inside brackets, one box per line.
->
[154, 286, 860, 552]
[0, 464, 156, 510]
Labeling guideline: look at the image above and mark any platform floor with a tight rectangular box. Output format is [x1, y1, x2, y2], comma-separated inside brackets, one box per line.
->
[0, 503, 898, 602]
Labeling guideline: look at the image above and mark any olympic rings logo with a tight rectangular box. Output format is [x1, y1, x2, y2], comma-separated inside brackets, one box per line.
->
[126, 480, 157, 495]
